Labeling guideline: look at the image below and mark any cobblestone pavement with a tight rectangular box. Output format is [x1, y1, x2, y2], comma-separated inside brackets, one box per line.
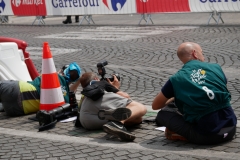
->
[0, 19, 240, 159]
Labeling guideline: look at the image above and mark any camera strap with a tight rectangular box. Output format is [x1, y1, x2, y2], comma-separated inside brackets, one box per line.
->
[81, 83, 105, 101]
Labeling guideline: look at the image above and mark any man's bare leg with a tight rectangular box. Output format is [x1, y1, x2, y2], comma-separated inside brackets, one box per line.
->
[123, 101, 147, 126]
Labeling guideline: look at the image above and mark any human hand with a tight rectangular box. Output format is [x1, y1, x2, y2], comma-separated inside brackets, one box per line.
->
[166, 97, 175, 105]
[107, 75, 120, 89]
[58, 69, 64, 75]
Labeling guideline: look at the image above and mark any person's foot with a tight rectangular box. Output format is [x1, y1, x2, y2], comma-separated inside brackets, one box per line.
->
[98, 108, 131, 121]
[75, 16, 79, 23]
[62, 19, 72, 24]
[103, 121, 136, 141]
[165, 128, 187, 141]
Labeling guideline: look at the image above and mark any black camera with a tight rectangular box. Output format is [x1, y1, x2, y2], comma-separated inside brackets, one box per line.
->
[97, 60, 120, 82]
[69, 91, 78, 111]
[36, 92, 78, 131]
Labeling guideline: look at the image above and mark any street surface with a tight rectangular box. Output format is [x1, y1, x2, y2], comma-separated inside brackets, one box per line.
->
[0, 14, 240, 159]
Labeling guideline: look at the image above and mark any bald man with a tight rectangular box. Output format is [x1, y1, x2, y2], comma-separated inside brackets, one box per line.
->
[152, 42, 237, 145]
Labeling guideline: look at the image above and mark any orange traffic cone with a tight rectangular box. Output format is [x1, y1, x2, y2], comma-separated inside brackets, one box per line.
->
[39, 42, 65, 111]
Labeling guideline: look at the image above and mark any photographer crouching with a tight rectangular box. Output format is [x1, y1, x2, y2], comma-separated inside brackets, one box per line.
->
[79, 61, 147, 142]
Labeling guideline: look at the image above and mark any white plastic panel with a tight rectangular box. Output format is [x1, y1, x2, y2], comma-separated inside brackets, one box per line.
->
[0, 42, 32, 81]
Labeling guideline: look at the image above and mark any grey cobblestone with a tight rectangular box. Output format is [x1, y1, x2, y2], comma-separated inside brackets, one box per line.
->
[0, 19, 240, 159]
[140, 155, 156, 160]
[32, 149, 46, 153]
[52, 152, 67, 157]
[47, 158, 58, 160]
[88, 151, 103, 156]
[101, 153, 116, 159]
[103, 149, 117, 154]
[81, 148, 95, 153]
[36, 155, 50, 159]
[114, 151, 129, 156]
[113, 156, 129, 160]
[128, 153, 143, 158]
[60, 156, 73, 160]
[73, 154, 88, 158]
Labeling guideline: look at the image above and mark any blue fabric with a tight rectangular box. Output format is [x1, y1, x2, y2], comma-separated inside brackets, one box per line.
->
[161, 80, 174, 99]
[63, 62, 81, 83]
[197, 107, 237, 134]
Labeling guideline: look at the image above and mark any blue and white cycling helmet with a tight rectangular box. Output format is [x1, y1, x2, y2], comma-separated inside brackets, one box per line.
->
[63, 62, 81, 83]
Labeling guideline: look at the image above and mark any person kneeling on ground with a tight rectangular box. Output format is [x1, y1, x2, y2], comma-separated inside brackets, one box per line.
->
[78, 72, 147, 141]
[152, 42, 237, 145]
[0, 62, 81, 117]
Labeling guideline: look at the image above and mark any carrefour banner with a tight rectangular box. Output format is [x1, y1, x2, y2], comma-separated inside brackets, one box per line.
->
[189, 0, 240, 12]
[136, 0, 191, 13]
[0, 0, 13, 15]
[46, 0, 136, 15]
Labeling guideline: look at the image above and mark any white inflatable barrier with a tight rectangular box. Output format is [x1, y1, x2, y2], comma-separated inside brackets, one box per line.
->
[0, 42, 32, 81]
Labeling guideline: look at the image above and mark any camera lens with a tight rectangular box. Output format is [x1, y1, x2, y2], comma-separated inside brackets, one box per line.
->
[105, 74, 113, 82]
[102, 61, 108, 66]
[97, 60, 108, 67]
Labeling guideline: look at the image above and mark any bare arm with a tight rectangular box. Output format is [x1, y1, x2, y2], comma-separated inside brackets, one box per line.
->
[152, 92, 169, 110]
[69, 78, 81, 92]
[116, 91, 130, 99]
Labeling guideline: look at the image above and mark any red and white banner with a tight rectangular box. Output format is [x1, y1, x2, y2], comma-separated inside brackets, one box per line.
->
[136, 0, 191, 13]
[1, 0, 240, 16]
[10, 0, 46, 16]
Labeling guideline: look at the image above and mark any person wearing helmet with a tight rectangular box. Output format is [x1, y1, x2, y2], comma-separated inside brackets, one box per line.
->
[0, 62, 81, 116]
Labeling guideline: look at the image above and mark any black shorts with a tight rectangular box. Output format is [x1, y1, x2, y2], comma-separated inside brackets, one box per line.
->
[156, 110, 236, 145]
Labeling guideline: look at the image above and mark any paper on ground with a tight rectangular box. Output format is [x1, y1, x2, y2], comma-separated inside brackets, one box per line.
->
[60, 116, 77, 123]
[155, 126, 166, 132]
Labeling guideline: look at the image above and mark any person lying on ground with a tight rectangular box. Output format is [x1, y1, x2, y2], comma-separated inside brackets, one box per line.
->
[78, 72, 147, 141]
[0, 62, 81, 117]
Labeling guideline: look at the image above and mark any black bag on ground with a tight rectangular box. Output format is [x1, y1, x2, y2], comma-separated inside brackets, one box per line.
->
[81, 83, 104, 101]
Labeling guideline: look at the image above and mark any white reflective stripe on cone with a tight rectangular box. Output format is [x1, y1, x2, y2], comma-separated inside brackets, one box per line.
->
[41, 58, 56, 74]
[40, 88, 64, 104]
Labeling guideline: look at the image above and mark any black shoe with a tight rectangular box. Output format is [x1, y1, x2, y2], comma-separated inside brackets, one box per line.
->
[62, 19, 72, 24]
[75, 16, 79, 23]
[98, 108, 131, 121]
[0, 103, 4, 112]
[103, 121, 136, 141]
